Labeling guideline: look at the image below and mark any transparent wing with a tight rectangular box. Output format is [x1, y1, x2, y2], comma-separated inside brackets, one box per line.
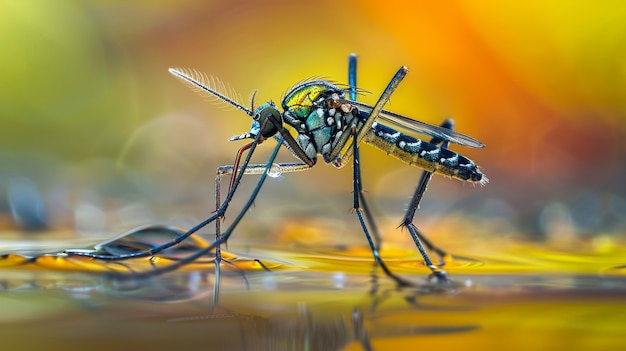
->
[350, 101, 485, 148]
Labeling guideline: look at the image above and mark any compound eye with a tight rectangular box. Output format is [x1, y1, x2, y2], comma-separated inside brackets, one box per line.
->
[253, 107, 264, 120]
[258, 107, 282, 138]
[252, 102, 274, 121]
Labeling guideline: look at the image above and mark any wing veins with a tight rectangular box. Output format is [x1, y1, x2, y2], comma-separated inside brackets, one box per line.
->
[350, 100, 484, 148]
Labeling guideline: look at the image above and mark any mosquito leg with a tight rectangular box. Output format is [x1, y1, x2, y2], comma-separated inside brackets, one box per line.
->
[105, 137, 286, 279]
[345, 131, 385, 286]
[353, 145, 384, 286]
[214, 141, 256, 263]
[347, 54, 382, 250]
[350, 127, 412, 287]
[349, 54, 384, 288]
[348, 53, 358, 101]
[401, 119, 455, 262]
[215, 167, 222, 263]
[208, 112, 312, 272]
[215, 160, 311, 232]
[401, 172, 450, 262]
[213, 160, 310, 268]
[214, 110, 313, 234]
[64, 131, 265, 261]
[400, 119, 455, 282]
[358, 192, 383, 250]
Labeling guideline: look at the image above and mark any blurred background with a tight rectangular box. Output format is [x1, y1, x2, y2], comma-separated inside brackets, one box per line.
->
[1, 0, 625, 255]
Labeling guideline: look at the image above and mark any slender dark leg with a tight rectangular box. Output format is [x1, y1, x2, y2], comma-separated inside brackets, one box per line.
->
[215, 142, 253, 264]
[348, 79, 384, 288]
[403, 172, 447, 260]
[400, 119, 455, 282]
[215, 167, 222, 262]
[351, 127, 412, 287]
[401, 172, 449, 262]
[348, 53, 358, 101]
[105, 137, 285, 279]
[348, 53, 382, 250]
[65, 131, 266, 261]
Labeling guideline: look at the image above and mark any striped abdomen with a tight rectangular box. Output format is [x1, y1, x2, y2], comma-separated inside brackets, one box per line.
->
[364, 122, 486, 184]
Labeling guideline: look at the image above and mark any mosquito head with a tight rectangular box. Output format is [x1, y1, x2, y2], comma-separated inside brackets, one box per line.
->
[229, 102, 283, 142]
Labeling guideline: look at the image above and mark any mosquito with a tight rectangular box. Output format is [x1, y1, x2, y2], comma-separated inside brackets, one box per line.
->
[65, 54, 486, 285]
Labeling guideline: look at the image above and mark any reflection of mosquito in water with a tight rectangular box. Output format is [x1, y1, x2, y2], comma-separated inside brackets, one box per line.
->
[65, 54, 486, 285]
[165, 299, 478, 351]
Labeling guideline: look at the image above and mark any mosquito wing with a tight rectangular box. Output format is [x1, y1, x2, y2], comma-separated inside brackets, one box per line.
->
[350, 101, 485, 148]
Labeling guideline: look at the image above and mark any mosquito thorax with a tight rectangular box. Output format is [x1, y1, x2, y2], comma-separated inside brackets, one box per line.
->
[282, 81, 346, 120]
[277, 80, 362, 162]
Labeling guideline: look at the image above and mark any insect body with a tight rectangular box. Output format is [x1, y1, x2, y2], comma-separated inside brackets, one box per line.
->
[170, 56, 486, 284]
[281, 80, 364, 163]
[365, 122, 484, 182]
[271, 79, 485, 183]
[66, 55, 486, 285]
